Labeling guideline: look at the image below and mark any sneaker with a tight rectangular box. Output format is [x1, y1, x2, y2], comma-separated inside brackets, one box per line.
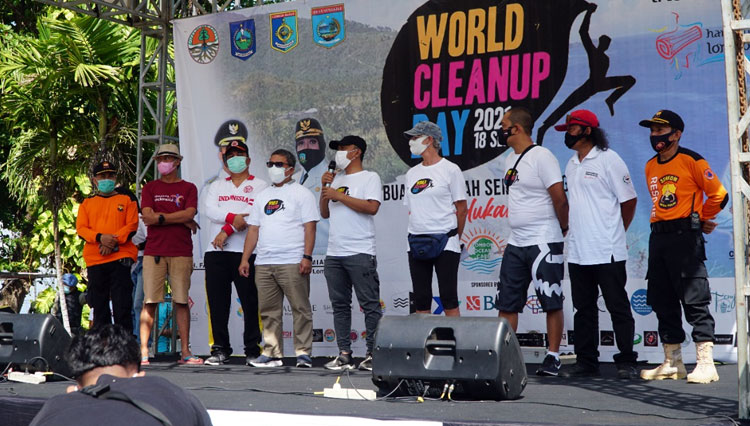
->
[616, 364, 639, 380]
[249, 355, 283, 368]
[245, 354, 261, 366]
[296, 354, 313, 368]
[204, 352, 229, 366]
[325, 352, 355, 371]
[559, 363, 600, 378]
[358, 353, 373, 371]
[536, 354, 561, 376]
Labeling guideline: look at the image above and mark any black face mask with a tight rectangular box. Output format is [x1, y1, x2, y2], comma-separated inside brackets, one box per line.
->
[564, 132, 587, 149]
[297, 148, 325, 171]
[496, 126, 513, 146]
[650, 131, 675, 153]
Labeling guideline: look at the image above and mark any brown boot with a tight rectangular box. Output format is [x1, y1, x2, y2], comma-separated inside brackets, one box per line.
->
[640, 343, 687, 380]
[687, 341, 719, 384]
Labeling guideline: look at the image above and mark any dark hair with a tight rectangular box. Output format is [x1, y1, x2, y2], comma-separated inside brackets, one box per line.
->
[271, 148, 296, 168]
[507, 107, 534, 136]
[588, 127, 609, 151]
[66, 324, 140, 378]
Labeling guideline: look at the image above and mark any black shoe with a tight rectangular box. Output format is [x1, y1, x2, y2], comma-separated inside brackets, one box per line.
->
[559, 363, 600, 378]
[536, 354, 562, 376]
[616, 364, 639, 380]
[324, 352, 355, 371]
[358, 352, 373, 371]
[204, 351, 229, 366]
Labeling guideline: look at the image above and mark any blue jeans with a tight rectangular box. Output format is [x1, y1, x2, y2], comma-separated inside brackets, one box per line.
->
[131, 256, 144, 339]
[324, 254, 382, 353]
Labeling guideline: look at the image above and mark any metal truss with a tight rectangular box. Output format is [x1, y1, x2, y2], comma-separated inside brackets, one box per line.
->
[721, 0, 750, 418]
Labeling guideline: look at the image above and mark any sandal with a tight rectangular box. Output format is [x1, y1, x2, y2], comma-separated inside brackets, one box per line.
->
[141, 356, 150, 366]
[178, 355, 204, 365]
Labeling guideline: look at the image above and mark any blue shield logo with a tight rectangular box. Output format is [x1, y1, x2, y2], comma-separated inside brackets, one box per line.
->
[270, 10, 298, 53]
[230, 19, 256, 60]
[311, 4, 345, 48]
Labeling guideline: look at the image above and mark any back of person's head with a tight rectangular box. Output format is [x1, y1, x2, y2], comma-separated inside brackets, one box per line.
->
[589, 127, 610, 151]
[507, 107, 534, 136]
[67, 324, 140, 379]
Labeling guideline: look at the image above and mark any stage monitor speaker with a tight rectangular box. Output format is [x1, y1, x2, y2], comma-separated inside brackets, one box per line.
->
[372, 315, 527, 400]
[0, 313, 72, 377]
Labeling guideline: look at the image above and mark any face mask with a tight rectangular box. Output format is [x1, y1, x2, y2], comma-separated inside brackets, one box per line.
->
[496, 127, 513, 146]
[564, 132, 586, 149]
[335, 150, 353, 170]
[97, 179, 115, 194]
[268, 165, 289, 184]
[157, 161, 177, 175]
[297, 148, 324, 171]
[409, 135, 429, 156]
[650, 131, 674, 153]
[226, 156, 248, 174]
[63, 286, 71, 295]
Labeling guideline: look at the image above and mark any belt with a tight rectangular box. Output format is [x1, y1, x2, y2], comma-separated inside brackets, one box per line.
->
[650, 217, 693, 233]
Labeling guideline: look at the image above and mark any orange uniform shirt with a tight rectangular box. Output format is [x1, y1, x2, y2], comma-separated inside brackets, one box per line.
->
[645, 147, 728, 223]
[76, 192, 139, 266]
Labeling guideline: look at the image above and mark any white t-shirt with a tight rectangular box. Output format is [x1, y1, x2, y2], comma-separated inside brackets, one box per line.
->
[203, 175, 269, 253]
[505, 145, 563, 246]
[327, 170, 383, 256]
[249, 181, 320, 265]
[293, 160, 329, 255]
[565, 147, 636, 265]
[405, 158, 466, 253]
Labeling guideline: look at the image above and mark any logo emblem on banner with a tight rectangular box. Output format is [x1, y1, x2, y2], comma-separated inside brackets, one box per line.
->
[460, 228, 505, 275]
[230, 19, 256, 60]
[311, 4, 345, 48]
[188, 24, 219, 64]
[270, 10, 298, 53]
[630, 288, 652, 316]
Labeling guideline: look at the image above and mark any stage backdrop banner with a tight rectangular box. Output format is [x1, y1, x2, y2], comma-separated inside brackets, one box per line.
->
[173, 0, 736, 363]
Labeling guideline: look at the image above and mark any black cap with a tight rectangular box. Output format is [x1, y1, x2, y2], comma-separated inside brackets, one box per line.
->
[93, 161, 117, 175]
[295, 118, 325, 142]
[225, 140, 249, 155]
[638, 110, 684, 132]
[329, 135, 367, 156]
[215, 120, 248, 147]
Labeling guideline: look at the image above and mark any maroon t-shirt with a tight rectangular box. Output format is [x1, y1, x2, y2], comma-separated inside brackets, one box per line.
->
[141, 179, 198, 257]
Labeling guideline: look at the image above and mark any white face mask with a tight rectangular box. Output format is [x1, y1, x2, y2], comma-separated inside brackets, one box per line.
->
[409, 135, 429, 156]
[268, 166, 289, 184]
[335, 150, 353, 170]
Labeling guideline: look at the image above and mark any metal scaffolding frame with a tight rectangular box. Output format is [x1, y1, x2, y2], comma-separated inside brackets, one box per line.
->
[721, 0, 750, 418]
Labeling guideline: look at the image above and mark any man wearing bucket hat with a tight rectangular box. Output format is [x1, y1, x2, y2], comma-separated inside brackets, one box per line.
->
[293, 118, 330, 254]
[139, 144, 202, 365]
[553, 109, 639, 379]
[76, 160, 139, 332]
[638, 109, 728, 383]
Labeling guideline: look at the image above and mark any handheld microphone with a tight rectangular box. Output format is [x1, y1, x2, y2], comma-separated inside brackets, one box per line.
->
[323, 160, 336, 187]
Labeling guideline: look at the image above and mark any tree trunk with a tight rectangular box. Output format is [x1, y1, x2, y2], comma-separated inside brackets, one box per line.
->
[0, 278, 32, 313]
[53, 209, 71, 334]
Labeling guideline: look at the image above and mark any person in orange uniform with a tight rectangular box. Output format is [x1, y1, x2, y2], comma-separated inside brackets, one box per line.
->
[639, 110, 728, 384]
[76, 161, 139, 332]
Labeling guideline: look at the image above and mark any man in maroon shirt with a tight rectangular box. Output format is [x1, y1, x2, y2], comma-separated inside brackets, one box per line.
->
[139, 144, 202, 365]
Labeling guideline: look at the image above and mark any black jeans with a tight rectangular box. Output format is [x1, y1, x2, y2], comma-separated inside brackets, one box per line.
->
[569, 261, 637, 368]
[204, 251, 261, 357]
[87, 259, 134, 333]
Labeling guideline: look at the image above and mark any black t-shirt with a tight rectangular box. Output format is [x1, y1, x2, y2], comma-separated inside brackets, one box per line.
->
[29, 374, 212, 426]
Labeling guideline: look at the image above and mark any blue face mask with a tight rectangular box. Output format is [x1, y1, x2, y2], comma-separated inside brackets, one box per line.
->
[226, 156, 248, 174]
[97, 179, 115, 194]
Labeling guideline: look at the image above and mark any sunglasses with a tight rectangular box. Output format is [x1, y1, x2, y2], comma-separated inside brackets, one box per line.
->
[266, 161, 289, 168]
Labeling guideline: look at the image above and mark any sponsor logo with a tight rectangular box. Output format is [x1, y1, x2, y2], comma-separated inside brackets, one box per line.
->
[188, 296, 194, 309]
[630, 288, 652, 316]
[270, 10, 298, 53]
[600, 330, 615, 346]
[282, 331, 292, 339]
[312, 329, 324, 342]
[188, 24, 219, 64]
[350, 330, 358, 342]
[410, 178, 433, 194]
[312, 4, 345, 48]
[264, 199, 285, 215]
[235, 297, 243, 318]
[715, 334, 733, 345]
[466, 296, 481, 311]
[623, 174, 631, 184]
[331, 186, 349, 203]
[471, 281, 497, 288]
[634, 333, 642, 345]
[283, 304, 292, 316]
[323, 304, 334, 314]
[516, 332, 546, 347]
[361, 330, 367, 341]
[465, 295, 497, 311]
[525, 295, 543, 314]
[460, 228, 505, 275]
[230, 19, 256, 60]
[324, 328, 336, 342]
[392, 293, 410, 311]
[711, 291, 736, 314]
[644, 331, 658, 347]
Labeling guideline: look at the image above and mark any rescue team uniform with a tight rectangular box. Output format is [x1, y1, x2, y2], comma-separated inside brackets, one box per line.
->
[203, 175, 268, 359]
[325, 170, 383, 355]
[404, 158, 466, 312]
[76, 191, 139, 331]
[645, 147, 728, 344]
[566, 147, 637, 369]
[141, 179, 198, 305]
[496, 146, 564, 313]
[249, 181, 320, 358]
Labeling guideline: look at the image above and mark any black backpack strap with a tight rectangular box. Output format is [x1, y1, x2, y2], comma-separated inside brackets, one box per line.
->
[80, 383, 173, 426]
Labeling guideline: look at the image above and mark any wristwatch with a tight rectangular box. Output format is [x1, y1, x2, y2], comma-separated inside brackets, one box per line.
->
[302, 254, 313, 261]
[158, 214, 165, 225]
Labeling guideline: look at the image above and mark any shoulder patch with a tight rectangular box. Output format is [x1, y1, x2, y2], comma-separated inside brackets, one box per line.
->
[678, 147, 704, 162]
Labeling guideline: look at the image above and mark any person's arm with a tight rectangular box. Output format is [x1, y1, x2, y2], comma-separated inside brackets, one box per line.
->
[328, 191, 380, 215]
[299, 221, 316, 275]
[238, 225, 259, 277]
[548, 182, 569, 233]
[579, 3, 596, 52]
[455, 200, 467, 239]
[693, 158, 728, 234]
[320, 171, 334, 219]
[75, 200, 98, 243]
[203, 180, 231, 225]
[115, 197, 140, 245]
[620, 198, 637, 231]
